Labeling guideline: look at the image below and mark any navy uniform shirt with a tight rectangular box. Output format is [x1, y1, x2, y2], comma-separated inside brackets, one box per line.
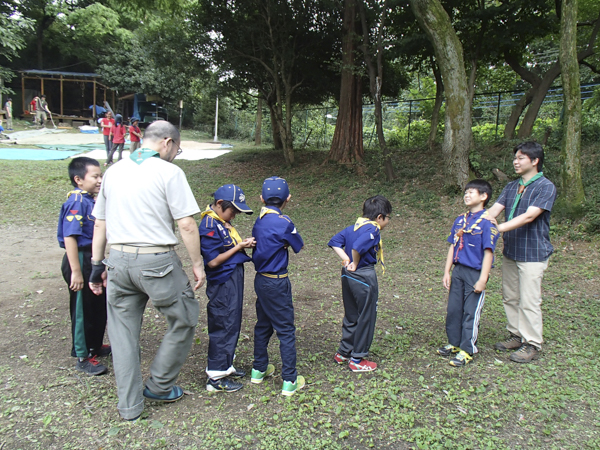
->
[496, 176, 556, 262]
[57, 190, 96, 249]
[252, 207, 304, 274]
[447, 209, 499, 271]
[199, 211, 251, 285]
[328, 222, 380, 270]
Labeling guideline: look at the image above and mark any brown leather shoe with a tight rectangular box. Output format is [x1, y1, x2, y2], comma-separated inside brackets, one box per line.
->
[509, 344, 540, 363]
[494, 334, 522, 351]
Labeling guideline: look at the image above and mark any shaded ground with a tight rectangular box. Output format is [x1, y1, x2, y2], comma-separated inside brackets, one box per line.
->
[0, 143, 599, 449]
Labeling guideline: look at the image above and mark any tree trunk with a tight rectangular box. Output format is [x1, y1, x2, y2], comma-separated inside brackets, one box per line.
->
[328, 0, 364, 165]
[559, 0, 585, 208]
[503, 87, 534, 139]
[267, 101, 283, 150]
[358, 0, 394, 180]
[255, 97, 262, 145]
[428, 59, 443, 150]
[411, 0, 472, 190]
[36, 26, 44, 69]
[516, 65, 561, 139]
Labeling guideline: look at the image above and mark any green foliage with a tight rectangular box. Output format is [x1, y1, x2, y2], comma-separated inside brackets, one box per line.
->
[0, 15, 33, 93]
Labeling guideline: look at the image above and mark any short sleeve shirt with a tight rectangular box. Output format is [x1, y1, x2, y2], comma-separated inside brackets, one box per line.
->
[129, 125, 141, 142]
[328, 223, 381, 270]
[100, 118, 114, 136]
[496, 176, 556, 262]
[57, 190, 96, 248]
[112, 124, 127, 143]
[447, 210, 499, 270]
[199, 210, 251, 285]
[93, 157, 200, 246]
[252, 207, 304, 274]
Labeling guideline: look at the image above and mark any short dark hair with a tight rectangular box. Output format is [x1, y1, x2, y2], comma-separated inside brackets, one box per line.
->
[68, 157, 99, 188]
[212, 199, 237, 212]
[264, 197, 285, 208]
[514, 141, 544, 172]
[465, 179, 493, 207]
[362, 195, 392, 220]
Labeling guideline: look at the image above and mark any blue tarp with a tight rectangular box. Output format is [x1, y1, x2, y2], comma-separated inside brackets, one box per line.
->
[0, 148, 80, 160]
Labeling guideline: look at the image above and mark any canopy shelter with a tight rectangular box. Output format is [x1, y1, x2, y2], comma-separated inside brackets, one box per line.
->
[20, 70, 117, 126]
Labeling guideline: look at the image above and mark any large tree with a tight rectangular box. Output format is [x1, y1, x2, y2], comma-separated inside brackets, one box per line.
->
[0, 14, 33, 95]
[559, 0, 585, 209]
[195, 0, 339, 165]
[328, 0, 364, 166]
[410, 0, 472, 190]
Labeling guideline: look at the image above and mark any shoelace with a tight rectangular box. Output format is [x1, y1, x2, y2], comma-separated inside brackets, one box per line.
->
[87, 356, 101, 365]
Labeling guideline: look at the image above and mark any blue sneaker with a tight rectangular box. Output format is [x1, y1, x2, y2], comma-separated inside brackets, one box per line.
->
[206, 377, 243, 392]
[143, 385, 184, 402]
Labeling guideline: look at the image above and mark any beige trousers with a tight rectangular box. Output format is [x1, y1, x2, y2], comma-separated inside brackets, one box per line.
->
[502, 257, 549, 349]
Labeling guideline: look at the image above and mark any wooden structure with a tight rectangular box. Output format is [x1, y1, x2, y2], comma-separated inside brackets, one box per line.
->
[20, 70, 116, 126]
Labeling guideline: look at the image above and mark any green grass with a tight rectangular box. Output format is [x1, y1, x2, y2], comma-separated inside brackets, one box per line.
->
[0, 139, 599, 449]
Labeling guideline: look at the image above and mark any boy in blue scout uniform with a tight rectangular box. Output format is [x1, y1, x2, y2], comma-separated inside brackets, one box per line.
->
[199, 184, 255, 393]
[328, 195, 392, 373]
[57, 157, 109, 376]
[251, 176, 305, 396]
[439, 179, 500, 367]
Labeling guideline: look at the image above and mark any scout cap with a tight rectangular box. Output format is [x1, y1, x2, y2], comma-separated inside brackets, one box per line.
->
[262, 176, 290, 202]
[213, 184, 253, 214]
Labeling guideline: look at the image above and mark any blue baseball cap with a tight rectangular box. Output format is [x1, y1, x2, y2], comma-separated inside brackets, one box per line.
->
[262, 176, 290, 201]
[213, 184, 253, 214]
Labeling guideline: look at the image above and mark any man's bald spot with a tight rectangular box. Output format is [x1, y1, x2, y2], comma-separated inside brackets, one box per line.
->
[143, 120, 180, 143]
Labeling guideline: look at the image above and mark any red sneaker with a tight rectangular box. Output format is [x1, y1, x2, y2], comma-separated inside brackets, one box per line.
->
[348, 359, 377, 372]
[333, 352, 350, 364]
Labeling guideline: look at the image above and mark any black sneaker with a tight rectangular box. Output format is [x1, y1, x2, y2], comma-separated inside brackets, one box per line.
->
[231, 368, 246, 378]
[76, 356, 108, 376]
[437, 344, 459, 357]
[206, 377, 243, 392]
[93, 345, 112, 357]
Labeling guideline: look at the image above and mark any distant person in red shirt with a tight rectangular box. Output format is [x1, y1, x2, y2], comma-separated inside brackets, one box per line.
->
[128, 118, 142, 153]
[100, 112, 115, 159]
[106, 114, 127, 165]
[30, 96, 39, 125]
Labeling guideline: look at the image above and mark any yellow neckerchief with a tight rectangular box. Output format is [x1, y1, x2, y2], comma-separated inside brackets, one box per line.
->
[259, 207, 280, 219]
[354, 217, 385, 274]
[200, 206, 242, 245]
[453, 210, 488, 262]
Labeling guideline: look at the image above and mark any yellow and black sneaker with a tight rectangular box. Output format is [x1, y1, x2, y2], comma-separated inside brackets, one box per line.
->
[449, 350, 473, 367]
[437, 344, 459, 357]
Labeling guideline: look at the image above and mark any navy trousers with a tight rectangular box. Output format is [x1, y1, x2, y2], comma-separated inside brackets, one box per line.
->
[253, 274, 297, 382]
[338, 265, 379, 359]
[446, 264, 486, 355]
[206, 264, 244, 375]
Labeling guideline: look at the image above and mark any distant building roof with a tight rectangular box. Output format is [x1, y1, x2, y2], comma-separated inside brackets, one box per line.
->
[21, 70, 101, 78]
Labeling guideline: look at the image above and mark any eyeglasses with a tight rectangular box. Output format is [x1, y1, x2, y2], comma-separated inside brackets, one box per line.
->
[167, 138, 183, 157]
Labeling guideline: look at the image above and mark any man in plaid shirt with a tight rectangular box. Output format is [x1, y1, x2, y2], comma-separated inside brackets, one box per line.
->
[487, 142, 556, 363]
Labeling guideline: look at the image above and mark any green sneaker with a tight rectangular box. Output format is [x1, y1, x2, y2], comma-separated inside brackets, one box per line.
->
[250, 364, 275, 384]
[281, 375, 305, 396]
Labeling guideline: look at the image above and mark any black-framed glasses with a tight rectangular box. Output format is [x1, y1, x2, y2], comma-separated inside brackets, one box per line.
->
[167, 138, 183, 157]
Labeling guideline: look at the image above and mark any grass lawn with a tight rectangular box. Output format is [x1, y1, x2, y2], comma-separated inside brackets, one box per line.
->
[0, 136, 599, 449]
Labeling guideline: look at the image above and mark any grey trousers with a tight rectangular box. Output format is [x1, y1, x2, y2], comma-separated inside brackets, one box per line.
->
[105, 249, 199, 420]
[338, 265, 379, 359]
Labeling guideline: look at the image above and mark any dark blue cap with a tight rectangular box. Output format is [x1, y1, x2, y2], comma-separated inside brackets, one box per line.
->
[213, 184, 253, 214]
[262, 176, 290, 201]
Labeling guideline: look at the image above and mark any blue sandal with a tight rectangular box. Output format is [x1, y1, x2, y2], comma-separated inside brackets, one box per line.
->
[143, 385, 184, 403]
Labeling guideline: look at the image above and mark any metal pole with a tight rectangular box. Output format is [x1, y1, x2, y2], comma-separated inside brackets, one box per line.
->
[179, 100, 183, 130]
[495, 92, 501, 139]
[407, 100, 412, 146]
[213, 95, 219, 142]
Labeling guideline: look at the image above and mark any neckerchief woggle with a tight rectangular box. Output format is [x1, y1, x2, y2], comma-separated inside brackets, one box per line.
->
[453, 210, 488, 263]
[354, 217, 385, 274]
[130, 147, 160, 165]
[259, 207, 279, 219]
[200, 206, 242, 245]
[507, 172, 544, 221]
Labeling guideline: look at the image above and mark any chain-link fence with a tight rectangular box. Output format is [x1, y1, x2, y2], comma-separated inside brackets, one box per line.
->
[218, 82, 600, 148]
